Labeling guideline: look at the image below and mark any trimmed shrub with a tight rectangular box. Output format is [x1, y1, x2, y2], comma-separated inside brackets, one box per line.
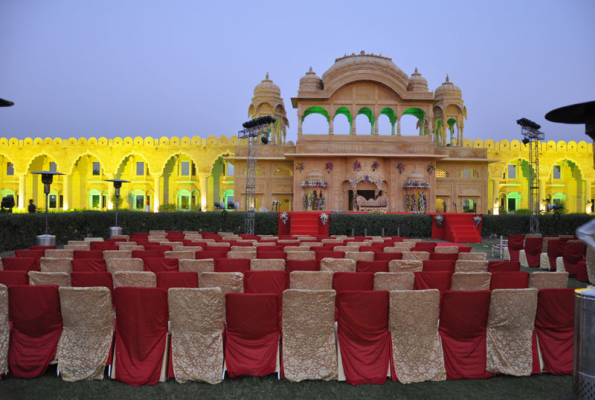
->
[481, 213, 593, 237]
[329, 213, 432, 238]
[0, 211, 279, 252]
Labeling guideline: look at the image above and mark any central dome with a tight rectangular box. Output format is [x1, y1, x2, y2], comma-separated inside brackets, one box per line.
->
[254, 73, 281, 97]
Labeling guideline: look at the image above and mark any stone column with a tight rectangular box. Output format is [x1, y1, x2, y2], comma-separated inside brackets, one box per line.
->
[62, 175, 70, 210]
[585, 179, 593, 213]
[199, 173, 209, 212]
[107, 174, 115, 210]
[492, 179, 500, 214]
[397, 119, 401, 136]
[351, 118, 356, 135]
[153, 175, 161, 212]
[18, 174, 26, 210]
[374, 119, 379, 135]
[329, 117, 334, 135]
[419, 118, 423, 136]
[297, 116, 302, 136]
[539, 184, 546, 213]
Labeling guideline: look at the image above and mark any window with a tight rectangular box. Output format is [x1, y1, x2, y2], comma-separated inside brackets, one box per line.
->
[435, 168, 448, 178]
[135, 195, 144, 210]
[553, 165, 561, 180]
[181, 161, 190, 176]
[49, 194, 57, 209]
[7, 162, 14, 176]
[178, 189, 191, 211]
[136, 162, 145, 176]
[460, 169, 479, 178]
[508, 165, 517, 179]
[191, 162, 196, 176]
[91, 194, 100, 209]
[49, 162, 57, 172]
[92, 162, 101, 176]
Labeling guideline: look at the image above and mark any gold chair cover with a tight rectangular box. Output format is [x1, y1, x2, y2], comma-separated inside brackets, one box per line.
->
[64, 244, 90, 251]
[169, 288, 224, 384]
[388, 260, 423, 273]
[209, 242, 231, 247]
[199, 272, 244, 297]
[434, 246, 459, 254]
[486, 288, 538, 376]
[103, 250, 132, 260]
[67, 240, 89, 246]
[321, 239, 343, 244]
[393, 242, 416, 250]
[57, 287, 114, 381]
[541, 237, 553, 253]
[384, 247, 408, 253]
[345, 251, 374, 262]
[289, 271, 333, 290]
[320, 258, 356, 273]
[389, 289, 446, 383]
[106, 258, 144, 274]
[40, 257, 73, 273]
[118, 245, 144, 251]
[455, 260, 489, 273]
[334, 246, 360, 252]
[179, 259, 215, 273]
[84, 237, 104, 242]
[28, 271, 71, 287]
[164, 251, 195, 261]
[0, 284, 8, 375]
[282, 290, 337, 382]
[250, 259, 286, 271]
[458, 252, 487, 261]
[113, 271, 156, 288]
[45, 249, 74, 259]
[402, 251, 430, 261]
[529, 272, 569, 290]
[373, 272, 415, 290]
[451, 272, 491, 291]
[227, 251, 257, 260]
[286, 251, 316, 261]
[588, 247, 595, 284]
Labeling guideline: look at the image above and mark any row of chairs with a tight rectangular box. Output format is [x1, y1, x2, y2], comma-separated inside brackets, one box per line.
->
[506, 235, 585, 275]
[0, 285, 575, 385]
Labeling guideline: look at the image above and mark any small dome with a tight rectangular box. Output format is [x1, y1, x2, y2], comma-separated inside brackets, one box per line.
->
[254, 73, 281, 97]
[407, 171, 425, 181]
[299, 67, 323, 91]
[407, 68, 428, 92]
[435, 74, 462, 99]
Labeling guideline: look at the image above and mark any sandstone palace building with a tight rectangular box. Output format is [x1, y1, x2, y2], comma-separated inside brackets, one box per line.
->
[1, 52, 593, 215]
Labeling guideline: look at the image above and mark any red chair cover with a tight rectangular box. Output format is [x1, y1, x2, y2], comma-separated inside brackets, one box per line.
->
[430, 253, 459, 261]
[114, 287, 168, 386]
[196, 251, 227, 260]
[356, 260, 389, 273]
[374, 252, 403, 261]
[73, 250, 104, 260]
[577, 261, 589, 283]
[489, 271, 529, 289]
[333, 272, 375, 293]
[371, 242, 391, 247]
[29, 245, 56, 251]
[525, 237, 543, 268]
[8, 285, 63, 378]
[72, 258, 107, 272]
[358, 246, 382, 253]
[1, 257, 39, 272]
[534, 288, 575, 375]
[315, 251, 345, 260]
[285, 260, 320, 273]
[90, 242, 119, 251]
[337, 291, 391, 385]
[71, 271, 114, 300]
[215, 258, 251, 273]
[562, 242, 586, 278]
[144, 245, 173, 253]
[413, 272, 452, 294]
[144, 257, 179, 273]
[156, 271, 199, 289]
[257, 251, 287, 260]
[204, 246, 230, 253]
[547, 240, 566, 272]
[439, 291, 492, 380]
[256, 247, 283, 253]
[225, 293, 280, 378]
[184, 242, 205, 249]
[488, 261, 521, 272]
[244, 271, 288, 297]
[132, 250, 165, 260]
[422, 260, 455, 273]
[0, 271, 29, 286]
[507, 235, 525, 261]
[412, 243, 437, 253]
[15, 250, 45, 259]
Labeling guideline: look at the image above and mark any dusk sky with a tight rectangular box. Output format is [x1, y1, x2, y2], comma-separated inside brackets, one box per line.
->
[1, 0, 593, 144]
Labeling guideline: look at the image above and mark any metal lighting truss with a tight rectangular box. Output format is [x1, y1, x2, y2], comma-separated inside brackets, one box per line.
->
[518, 118, 545, 234]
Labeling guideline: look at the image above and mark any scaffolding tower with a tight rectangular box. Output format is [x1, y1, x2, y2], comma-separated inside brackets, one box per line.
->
[238, 116, 275, 234]
[518, 118, 545, 234]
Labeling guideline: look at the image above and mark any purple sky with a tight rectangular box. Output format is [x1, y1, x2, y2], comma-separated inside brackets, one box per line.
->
[1, 0, 593, 144]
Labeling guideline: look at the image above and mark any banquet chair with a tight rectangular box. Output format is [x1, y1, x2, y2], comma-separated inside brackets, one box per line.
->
[413, 272, 453, 295]
[103, 250, 133, 260]
[1, 257, 38, 272]
[504, 234, 525, 261]
[529, 272, 568, 290]
[389, 289, 445, 383]
[388, 260, 423, 273]
[144, 258, 179, 273]
[373, 272, 414, 290]
[454, 260, 488, 273]
[40, 257, 73, 273]
[179, 259, 215, 273]
[315, 251, 345, 260]
[519, 237, 543, 268]
[215, 258, 250, 273]
[0, 284, 7, 376]
[402, 251, 430, 261]
[451, 272, 491, 291]
[199, 272, 244, 308]
[227, 250, 257, 260]
[289, 271, 333, 290]
[557, 241, 586, 277]
[286, 260, 319, 273]
[356, 260, 389, 273]
[286, 251, 316, 261]
[488, 261, 521, 273]
[28, 271, 71, 287]
[72, 259, 107, 272]
[156, 272, 199, 290]
[434, 246, 459, 254]
[163, 251, 195, 261]
[106, 258, 144, 274]
[71, 272, 114, 300]
[57, 287, 114, 381]
[46, 249, 74, 259]
[489, 271, 530, 289]
[422, 260, 455, 273]
[0, 270, 29, 286]
[64, 244, 90, 251]
[73, 250, 104, 260]
[244, 271, 288, 297]
[250, 259, 286, 271]
[458, 252, 486, 261]
[375, 252, 403, 261]
[320, 258, 356, 273]
[113, 271, 156, 288]
[344, 252, 375, 262]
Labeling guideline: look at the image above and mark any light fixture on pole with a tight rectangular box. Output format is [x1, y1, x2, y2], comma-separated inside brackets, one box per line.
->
[105, 179, 130, 238]
[517, 118, 545, 234]
[31, 171, 65, 246]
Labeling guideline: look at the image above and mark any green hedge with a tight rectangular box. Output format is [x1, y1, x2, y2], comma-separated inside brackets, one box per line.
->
[329, 214, 432, 238]
[0, 211, 279, 253]
[481, 214, 594, 237]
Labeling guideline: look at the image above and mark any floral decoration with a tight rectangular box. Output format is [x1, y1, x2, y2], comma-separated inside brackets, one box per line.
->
[295, 162, 304, 172]
[301, 179, 329, 188]
[396, 163, 405, 175]
[473, 215, 482, 227]
[325, 162, 333, 174]
[320, 212, 329, 226]
[280, 211, 289, 226]
[435, 214, 444, 227]
[353, 160, 361, 171]
[372, 161, 380, 172]
[427, 163, 435, 175]
[350, 175, 383, 190]
[403, 181, 430, 189]
[369, 210, 386, 214]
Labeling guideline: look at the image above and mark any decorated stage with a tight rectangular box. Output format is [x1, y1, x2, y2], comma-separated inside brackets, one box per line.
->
[277, 212, 482, 243]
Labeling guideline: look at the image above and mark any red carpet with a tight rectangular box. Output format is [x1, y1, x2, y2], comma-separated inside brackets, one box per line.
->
[443, 214, 482, 243]
[289, 212, 321, 236]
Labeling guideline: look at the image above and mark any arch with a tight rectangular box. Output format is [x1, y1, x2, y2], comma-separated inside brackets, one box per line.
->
[88, 188, 102, 210]
[25, 153, 61, 174]
[177, 189, 192, 211]
[378, 107, 396, 135]
[549, 157, 585, 179]
[159, 151, 199, 177]
[302, 111, 329, 135]
[131, 189, 146, 211]
[552, 193, 565, 205]
[356, 107, 374, 135]
[1, 188, 15, 199]
[302, 106, 330, 123]
[401, 108, 425, 136]
[114, 152, 153, 179]
[68, 151, 105, 175]
[506, 192, 521, 212]
[191, 189, 201, 210]
[334, 107, 352, 135]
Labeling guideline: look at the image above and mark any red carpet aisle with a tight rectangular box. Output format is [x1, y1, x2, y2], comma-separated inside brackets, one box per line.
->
[431, 213, 482, 243]
[278, 212, 330, 236]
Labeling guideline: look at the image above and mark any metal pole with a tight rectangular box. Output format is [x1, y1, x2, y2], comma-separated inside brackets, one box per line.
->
[45, 192, 49, 235]
[115, 195, 119, 227]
